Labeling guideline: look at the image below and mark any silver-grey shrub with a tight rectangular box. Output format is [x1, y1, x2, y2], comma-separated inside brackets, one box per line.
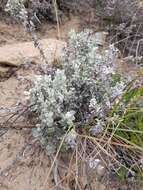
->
[26, 30, 129, 155]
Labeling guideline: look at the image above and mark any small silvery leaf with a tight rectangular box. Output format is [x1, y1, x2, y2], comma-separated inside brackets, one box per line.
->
[139, 158, 143, 169]
[90, 120, 104, 136]
[64, 111, 75, 125]
[32, 128, 40, 138]
[65, 129, 77, 148]
[39, 137, 47, 146]
[46, 144, 56, 155]
[88, 158, 101, 169]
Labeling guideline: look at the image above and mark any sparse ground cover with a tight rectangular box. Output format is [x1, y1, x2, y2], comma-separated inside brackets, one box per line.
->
[0, 1, 143, 190]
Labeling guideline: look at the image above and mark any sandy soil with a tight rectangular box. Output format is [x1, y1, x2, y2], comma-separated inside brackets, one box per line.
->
[0, 16, 80, 47]
[0, 17, 84, 190]
[0, 64, 50, 189]
[0, 18, 105, 190]
[0, 17, 142, 190]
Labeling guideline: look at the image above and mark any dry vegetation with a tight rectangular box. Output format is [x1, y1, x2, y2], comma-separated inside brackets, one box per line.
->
[0, 1, 143, 190]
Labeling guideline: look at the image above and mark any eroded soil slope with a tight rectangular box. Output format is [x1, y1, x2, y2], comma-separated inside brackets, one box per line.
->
[0, 18, 80, 190]
[0, 18, 142, 190]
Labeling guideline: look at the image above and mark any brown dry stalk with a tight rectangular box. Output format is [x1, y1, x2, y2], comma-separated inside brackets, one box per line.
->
[0, 123, 35, 130]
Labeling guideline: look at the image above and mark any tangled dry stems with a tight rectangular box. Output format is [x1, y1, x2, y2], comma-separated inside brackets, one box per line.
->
[0, 0, 143, 187]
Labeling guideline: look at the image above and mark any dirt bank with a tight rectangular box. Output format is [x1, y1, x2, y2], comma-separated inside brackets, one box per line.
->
[0, 15, 142, 190]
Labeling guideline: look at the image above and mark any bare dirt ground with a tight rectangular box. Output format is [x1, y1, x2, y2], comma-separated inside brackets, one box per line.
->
[0, 17, 98, 190]
[0, 17, 80, 190]
[0, 17, 142, 190]
[0, 16, 80, 46]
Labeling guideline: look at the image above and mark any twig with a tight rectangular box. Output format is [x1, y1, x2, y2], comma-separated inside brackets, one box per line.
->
[42, 126, 72, 190]
[0, 123, 35, 130]
[75, 143, 79, 190]
[52, 157, 64, 190]
[52, 0, 61, 39]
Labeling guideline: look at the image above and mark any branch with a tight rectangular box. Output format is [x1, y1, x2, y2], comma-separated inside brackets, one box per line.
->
[0, 123, 35, 130]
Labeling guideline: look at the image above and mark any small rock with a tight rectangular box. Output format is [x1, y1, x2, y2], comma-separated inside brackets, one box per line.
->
[0, 39, 66, 67]
[96, 164, 105, 177]
[4, 172, 9, 177]
[0, 66, 10, 78]
[95, 32, 108, 46]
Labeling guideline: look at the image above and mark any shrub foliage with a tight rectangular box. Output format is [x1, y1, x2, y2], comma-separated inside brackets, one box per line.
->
[26, 30, 130, 155]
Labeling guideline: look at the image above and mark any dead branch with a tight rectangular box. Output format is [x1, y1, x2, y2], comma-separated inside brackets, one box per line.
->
[0, 123, 35, 130]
